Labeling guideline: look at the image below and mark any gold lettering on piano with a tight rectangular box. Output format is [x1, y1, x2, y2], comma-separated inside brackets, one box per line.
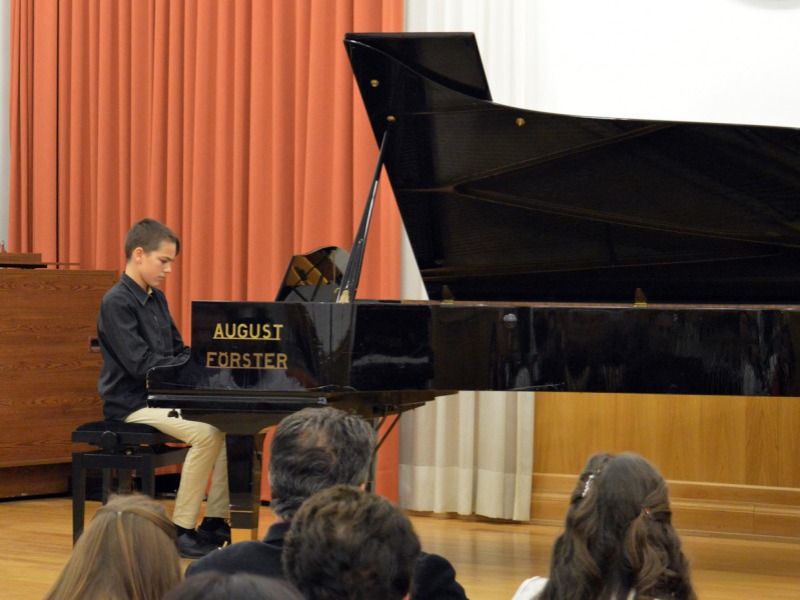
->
[206, 351, 288, 370]
[212, 322, 284, 341]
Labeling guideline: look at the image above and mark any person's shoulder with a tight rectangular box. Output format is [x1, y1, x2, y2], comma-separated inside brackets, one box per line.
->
[413, 551, 467, 600]
[99, 280, 135, 313]
[512, 576, 548, 600]
[102, 278, 125, 298]
[185, 539, 283, 579]
[101, 276, 136, 304]
[416, 551, 456, 572]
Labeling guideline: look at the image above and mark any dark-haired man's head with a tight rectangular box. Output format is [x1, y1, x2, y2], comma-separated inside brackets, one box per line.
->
[268, 407, 377, 520]
[283, 485, 421, 600]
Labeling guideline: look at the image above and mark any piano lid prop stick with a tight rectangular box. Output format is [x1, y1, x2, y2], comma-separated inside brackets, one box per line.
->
[336, 118, 394, 303]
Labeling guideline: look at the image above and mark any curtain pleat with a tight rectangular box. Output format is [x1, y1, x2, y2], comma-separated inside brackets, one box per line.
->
[10, 0, 403, 500]
[10, 0, 59, 255]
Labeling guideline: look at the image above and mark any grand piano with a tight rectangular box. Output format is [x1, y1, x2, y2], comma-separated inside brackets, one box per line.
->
[148, 33, 800, 534]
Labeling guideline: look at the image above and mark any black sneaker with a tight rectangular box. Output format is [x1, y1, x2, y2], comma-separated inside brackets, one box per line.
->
[176, 529, 220, 559]
[197, 516, 232, 546]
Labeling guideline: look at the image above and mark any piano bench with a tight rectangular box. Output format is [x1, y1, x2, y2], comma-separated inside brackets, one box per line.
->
[70, 421, 190, 544]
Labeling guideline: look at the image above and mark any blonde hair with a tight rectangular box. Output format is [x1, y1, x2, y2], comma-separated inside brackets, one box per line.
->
[45, 494, 182, 600]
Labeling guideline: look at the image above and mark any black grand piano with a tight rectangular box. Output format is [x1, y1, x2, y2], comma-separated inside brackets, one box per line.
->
[148, 33, 800, 534]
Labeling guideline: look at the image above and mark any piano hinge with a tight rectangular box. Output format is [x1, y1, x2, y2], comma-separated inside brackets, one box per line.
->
[634, 287, 648, 307]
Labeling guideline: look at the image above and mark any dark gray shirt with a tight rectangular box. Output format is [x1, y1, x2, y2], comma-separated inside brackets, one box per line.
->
[97, 273, 189, 421]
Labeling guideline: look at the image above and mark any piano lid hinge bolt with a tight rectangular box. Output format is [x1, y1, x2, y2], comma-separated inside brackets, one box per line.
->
[441, 285, 455, 304]
[515, 118, 526, 127]
[634, 288, 648, 307]
[370, 79, 380, 87]
[387, 115, 396, 122]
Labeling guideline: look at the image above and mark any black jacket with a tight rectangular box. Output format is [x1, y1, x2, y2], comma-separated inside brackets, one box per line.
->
[186, 521, 468, 600]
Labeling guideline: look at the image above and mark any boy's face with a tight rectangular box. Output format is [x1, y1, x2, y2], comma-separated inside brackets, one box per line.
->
[130, 241, 177, 290]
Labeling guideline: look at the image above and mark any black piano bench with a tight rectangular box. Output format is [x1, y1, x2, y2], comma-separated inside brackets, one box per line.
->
[70, 421, 190, 544]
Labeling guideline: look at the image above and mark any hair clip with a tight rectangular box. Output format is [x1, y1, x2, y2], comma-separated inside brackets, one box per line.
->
[581, 473, 595, 498]
[642, 506, 651, 517]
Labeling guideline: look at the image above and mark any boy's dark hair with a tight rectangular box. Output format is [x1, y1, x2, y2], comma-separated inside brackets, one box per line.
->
[124, 218, 180, 259]
[283, 485, 421, 600]
[268, 407, 376, 521]
[541, 452, 696, 600]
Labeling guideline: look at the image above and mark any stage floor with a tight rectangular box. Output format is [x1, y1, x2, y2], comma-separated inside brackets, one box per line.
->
[2, 496, 799, 599]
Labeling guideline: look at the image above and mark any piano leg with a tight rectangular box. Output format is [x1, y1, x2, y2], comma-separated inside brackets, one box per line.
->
[225, 434, 264, 540]
[366, 414, 401, 493]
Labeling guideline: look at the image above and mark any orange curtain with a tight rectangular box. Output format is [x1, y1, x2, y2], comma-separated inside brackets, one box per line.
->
[9, 0, 403, 500]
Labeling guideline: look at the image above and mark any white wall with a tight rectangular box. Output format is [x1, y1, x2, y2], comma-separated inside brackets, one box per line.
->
[405, 0, 800, 127]
[530, 0, 800, 127]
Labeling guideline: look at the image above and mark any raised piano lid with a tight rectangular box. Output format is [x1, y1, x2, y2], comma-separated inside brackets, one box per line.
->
[344, 33, 800, 305]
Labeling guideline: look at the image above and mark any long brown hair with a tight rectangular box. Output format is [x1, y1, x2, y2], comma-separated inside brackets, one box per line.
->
[44, 494, 182, 600]
[540, 453, 696, 600]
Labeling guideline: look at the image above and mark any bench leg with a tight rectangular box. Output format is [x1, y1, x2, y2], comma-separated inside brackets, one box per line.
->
[101, 468, 113, 504]
[139, 455, 156, 498]
[72, 453, 86, 545]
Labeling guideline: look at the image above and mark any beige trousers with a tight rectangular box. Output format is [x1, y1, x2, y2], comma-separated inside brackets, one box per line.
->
[125, 407, 230, 529]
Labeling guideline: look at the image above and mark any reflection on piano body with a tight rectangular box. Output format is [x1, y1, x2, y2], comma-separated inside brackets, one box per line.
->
[148, 33, 800, 532]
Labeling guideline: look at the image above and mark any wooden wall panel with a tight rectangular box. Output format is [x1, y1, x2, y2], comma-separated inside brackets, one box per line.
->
[778, 398, 800, 486]
[745, 397, 779, 486]
[532, 392, 800, 537]
[0, 268, 117, 496]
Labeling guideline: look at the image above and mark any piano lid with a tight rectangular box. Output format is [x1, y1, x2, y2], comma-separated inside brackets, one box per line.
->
[344, 33, 800, 305]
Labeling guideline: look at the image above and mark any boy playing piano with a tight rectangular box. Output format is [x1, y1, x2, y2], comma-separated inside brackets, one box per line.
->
[97, 218, 230, 558]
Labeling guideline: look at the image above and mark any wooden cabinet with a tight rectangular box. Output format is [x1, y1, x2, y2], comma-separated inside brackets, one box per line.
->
[0, 263, 116, 497]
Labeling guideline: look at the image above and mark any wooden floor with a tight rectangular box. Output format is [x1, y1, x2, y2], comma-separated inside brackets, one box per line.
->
[2, 497, 800, 599]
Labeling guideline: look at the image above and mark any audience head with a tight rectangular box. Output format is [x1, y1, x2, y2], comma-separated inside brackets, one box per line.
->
[163, 571, 303, 600]
[269, 406, 377, 520]
[283, 485, 421, 600]
[44, 493, 181, 600]
[542, 452, 696, 600]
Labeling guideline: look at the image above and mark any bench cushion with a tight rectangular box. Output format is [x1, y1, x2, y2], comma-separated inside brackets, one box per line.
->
[72, 420, 181, 448]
